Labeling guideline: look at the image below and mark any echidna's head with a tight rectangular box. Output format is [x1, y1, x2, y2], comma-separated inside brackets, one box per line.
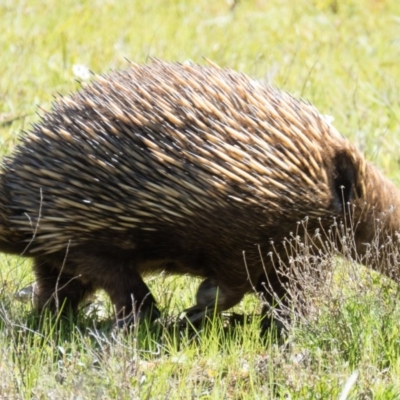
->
[341, 156, 400, 276]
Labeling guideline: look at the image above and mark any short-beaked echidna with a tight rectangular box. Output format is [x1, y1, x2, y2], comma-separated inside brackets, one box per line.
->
[2, 61, 400, 325]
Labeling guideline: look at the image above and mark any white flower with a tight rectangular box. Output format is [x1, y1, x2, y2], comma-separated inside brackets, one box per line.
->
[323, 114, 335, 124]
[72, 64, 91, 81]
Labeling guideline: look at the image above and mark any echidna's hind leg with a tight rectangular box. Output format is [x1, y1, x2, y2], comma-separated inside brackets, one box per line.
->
[65, 248, 161, 327]
[33, 252, 160, 327]
[99, 267, 160, 328]
[32, 257, 95, 317]
[185, 277, 246, 324]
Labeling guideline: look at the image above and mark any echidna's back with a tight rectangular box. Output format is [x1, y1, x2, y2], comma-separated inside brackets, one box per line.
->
[2, 61, 359, 255]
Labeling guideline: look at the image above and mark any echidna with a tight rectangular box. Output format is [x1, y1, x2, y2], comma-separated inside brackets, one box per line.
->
[2, 61, 400, 326]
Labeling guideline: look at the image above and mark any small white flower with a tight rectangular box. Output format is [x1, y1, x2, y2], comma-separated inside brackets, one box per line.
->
[323, 114, 335, 124]
[72, 64, 91, 81]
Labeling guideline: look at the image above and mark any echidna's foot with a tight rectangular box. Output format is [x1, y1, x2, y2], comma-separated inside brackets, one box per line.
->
[115, 303, 161, 330]
[184, 277, 246, 324]
[260, 314, 288, 338]
[258, 300, 290, 341]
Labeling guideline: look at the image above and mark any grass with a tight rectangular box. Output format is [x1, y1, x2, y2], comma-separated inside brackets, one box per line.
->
[2, 0, 400, 398]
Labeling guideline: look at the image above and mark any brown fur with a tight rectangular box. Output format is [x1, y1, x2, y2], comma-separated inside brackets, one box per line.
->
[1, 61, 400, 324]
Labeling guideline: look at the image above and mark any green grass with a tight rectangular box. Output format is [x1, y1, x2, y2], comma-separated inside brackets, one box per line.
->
[2, 0, 400, 398]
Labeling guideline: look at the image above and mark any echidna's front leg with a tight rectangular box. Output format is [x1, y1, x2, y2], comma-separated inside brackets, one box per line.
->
[185, 277, 246, 324]
[256, 272, 290, 335]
